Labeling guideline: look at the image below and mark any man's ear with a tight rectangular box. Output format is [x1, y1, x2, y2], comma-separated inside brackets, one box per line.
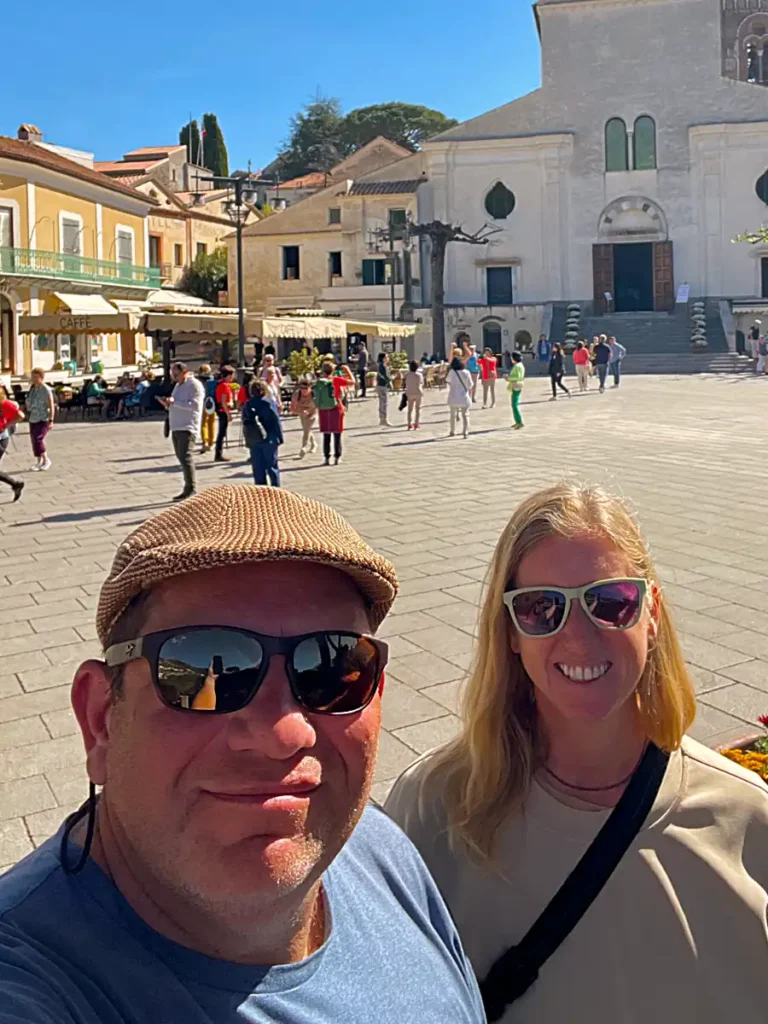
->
[71, 660, 114, 786]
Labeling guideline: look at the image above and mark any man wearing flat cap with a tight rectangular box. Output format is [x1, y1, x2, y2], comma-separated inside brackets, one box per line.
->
[0, 486, 483, 1023]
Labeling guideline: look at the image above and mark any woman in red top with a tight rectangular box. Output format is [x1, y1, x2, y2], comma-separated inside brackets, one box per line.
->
[0, 383, 25, 501]
[572, 340, 591, 392]
[478, 349, 498, 409]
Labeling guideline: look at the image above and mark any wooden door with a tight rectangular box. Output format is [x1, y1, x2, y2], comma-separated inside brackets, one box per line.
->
[593, 244, 614, 314]
[653, 241, 674, 311]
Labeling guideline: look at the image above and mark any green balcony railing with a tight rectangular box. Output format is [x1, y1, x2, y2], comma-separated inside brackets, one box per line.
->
[0, 246, 161, 289]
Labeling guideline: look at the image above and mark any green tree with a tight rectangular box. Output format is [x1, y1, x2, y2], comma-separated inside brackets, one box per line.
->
[342, 103, 458, 152]
[274, 98, 457, 180]
[180, 246, 228, 304]
[202, 113, 229, 177]
[277, 97, 345, 180]
[179, 120, 201, 164]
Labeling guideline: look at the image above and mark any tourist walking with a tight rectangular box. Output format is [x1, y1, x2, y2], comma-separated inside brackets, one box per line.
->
[757, 335, 768, 375]
[572, 340, 591, 392]
[25, 368, 55, 471]
[0, 383, 24, 501]
[157, 362, 204, 501]
[242, 378, 283, 487]
[594, 334, 611, 391]
[290, 379, 317, 457]
[214, 365, 236, 463]
[258, 352, 283, 385]
[608, 336, 627, 387]
[313, 359, 346, 464]
[403, 360, 424, 430]
[478, 348, 498, 408]
[463, 343, 480, 402]
[262, 367, 283, 412]
[357, 341, 369, 398]
[377, 352, 392, 426]
[386, 481, 768, 1024]
[548, 343, 570, 399]
[447, 355, 472, 438]
[507, 351, 525, 429]
[537, 333, 551, 367]
[196, 364, 216, 453]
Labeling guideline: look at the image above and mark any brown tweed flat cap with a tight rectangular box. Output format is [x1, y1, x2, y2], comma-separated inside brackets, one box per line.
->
[96, 485, 398, 647]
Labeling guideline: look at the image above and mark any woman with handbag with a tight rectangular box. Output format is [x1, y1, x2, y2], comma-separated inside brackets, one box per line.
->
[290, 379, 317, 458]
[403, 360, 424, 430]
[446, 355, 472, 438]
[386, 481, 768, 1023]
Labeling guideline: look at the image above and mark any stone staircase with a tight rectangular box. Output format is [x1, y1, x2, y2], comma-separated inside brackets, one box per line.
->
[543, 300, 736, 375]
[525, 351, 754, 378]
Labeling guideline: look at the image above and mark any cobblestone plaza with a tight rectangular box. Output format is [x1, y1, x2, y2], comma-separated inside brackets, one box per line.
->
[1, 372, 767, 869]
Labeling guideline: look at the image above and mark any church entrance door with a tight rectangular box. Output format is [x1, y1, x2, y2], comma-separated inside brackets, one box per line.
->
[614, 243, 653, 312]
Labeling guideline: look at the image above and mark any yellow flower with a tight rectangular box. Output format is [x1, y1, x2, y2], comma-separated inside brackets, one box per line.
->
[721, 749, 768, 780]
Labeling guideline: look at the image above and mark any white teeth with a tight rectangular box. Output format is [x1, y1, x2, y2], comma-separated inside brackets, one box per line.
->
[557, 663, 610, 682]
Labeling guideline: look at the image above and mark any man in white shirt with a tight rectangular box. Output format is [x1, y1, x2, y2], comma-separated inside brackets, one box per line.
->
[157, 362, 204, 501]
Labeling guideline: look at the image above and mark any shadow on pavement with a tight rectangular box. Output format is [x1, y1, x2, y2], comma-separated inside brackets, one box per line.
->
[22, 502, 169, 524]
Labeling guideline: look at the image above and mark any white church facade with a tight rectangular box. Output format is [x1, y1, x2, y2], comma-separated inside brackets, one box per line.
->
[415, 0, 768, 353]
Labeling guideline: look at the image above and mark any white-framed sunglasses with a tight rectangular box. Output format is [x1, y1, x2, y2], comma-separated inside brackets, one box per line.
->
[503, 578, 648, 638]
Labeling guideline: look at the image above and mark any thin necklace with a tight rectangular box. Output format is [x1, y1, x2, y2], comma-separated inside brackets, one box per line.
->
[544, 745, 646, 793]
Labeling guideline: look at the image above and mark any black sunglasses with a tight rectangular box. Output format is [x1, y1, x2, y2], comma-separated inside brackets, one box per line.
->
[104, 627, 389, 717]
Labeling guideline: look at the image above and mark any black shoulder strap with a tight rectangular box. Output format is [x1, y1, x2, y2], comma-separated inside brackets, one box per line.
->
[480, 743, 669, 1022]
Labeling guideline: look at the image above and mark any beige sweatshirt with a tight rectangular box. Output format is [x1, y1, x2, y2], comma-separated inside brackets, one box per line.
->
[385, 736, 768, 1023]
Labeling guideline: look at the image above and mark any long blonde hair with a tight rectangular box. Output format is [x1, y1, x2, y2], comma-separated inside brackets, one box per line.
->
[422, 481, 696, 863]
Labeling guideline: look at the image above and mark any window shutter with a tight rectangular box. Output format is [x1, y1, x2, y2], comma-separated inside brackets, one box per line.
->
[62, 218, 81, 254]
[117, 230, 133, 264]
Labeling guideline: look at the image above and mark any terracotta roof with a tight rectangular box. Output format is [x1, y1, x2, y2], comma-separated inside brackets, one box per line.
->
[95, 158, 164, 174]
[278, 172, 326, 190]
[0, 137, 157, 204]
[124, 145, 185, 159]
[348, 179, 424, 196]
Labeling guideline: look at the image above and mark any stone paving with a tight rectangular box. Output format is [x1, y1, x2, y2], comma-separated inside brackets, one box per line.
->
[1, 370, 768, 870]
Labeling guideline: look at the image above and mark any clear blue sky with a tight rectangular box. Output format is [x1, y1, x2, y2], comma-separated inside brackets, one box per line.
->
[3, 1, 540, 172]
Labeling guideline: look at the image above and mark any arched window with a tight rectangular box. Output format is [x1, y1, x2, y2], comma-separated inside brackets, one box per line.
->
[605, 118, 628, 172]
[756, 169, 768, 205]
[633, 116, 657, 170]
[484, 182, 516, 220]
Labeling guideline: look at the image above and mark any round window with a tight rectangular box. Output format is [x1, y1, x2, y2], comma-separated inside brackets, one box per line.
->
[756, 169, 768, 205]
[485, 182, 516, 220]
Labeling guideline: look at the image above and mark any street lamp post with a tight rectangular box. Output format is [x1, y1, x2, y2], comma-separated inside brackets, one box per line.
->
[193, 174, 251, 369]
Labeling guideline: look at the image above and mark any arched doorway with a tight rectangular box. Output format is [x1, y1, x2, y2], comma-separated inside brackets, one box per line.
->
[482, 322, 502, 353]
[454, 331, 471, 350]
[594, 196, 672, 313]
[514, 329, 533, 354]
[0, 294, 15, 374]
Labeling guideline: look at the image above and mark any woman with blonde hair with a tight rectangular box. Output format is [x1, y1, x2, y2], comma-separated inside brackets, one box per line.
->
[387, 481, 768, 1023]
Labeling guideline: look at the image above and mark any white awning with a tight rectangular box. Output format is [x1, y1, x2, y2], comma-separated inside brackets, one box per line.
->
[51, 292, 117, 315]
[19, 292, 140, 334]
[142, 311, 244, 337]
[345, 320, 417, 338]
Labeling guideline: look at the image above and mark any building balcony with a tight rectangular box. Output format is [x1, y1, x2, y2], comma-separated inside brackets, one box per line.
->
[0, 247, 161, 293]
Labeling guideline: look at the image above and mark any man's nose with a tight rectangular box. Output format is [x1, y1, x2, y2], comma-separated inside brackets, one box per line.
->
[225, 656, 317, 757]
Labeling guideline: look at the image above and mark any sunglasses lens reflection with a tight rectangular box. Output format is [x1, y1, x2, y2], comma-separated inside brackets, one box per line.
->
[512, 591, 567, 636]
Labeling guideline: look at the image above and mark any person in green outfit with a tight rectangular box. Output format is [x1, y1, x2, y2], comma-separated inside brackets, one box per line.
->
[507, 350, 525, 429]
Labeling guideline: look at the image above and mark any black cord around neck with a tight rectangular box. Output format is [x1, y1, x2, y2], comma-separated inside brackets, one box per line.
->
[59, 782, 97, 874]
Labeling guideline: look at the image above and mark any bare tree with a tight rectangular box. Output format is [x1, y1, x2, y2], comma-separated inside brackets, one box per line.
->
[408, 221, 500, 357]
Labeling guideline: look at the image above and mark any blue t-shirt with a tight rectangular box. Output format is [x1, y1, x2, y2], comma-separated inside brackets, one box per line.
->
[466, 355, 479, 373]
[0, 806, 484, 1024]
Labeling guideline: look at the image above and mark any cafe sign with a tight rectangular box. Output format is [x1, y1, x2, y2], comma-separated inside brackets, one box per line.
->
[17, 312, 135, 334]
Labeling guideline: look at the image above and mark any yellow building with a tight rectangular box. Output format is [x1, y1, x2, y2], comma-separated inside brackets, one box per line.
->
[0, 126, 159, 376]
[136, 180, 258, 288]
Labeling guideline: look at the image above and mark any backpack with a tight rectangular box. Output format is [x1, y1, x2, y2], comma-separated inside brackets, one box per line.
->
[312, 378, 337, 411]
[241, 399, 266, 446]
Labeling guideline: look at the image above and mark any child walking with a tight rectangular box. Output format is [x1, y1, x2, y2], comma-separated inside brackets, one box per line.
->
[507, 351, 525, 429]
